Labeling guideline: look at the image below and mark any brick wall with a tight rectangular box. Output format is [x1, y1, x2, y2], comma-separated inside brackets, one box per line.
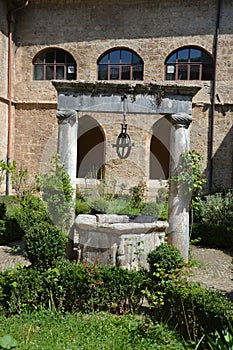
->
[0, 0, 8, 162]
[1, 0, 232, 191]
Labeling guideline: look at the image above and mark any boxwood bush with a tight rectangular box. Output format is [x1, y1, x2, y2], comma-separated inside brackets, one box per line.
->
[0, 197, 24, 244]
[192, 190, 233, 250]
[154, 278, 233, 344]
[147, 243, 184, 276]
[0, 262, 147, 314]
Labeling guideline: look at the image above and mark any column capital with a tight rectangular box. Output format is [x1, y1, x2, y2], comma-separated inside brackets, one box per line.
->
[170, 113, 192, 128]
[57, 109, 77, 124]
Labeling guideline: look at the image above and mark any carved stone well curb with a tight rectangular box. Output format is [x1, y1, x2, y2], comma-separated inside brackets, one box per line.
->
[73, 214, 168, 270]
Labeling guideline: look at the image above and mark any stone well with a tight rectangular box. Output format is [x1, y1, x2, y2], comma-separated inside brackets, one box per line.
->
[73, 214, 168, 270]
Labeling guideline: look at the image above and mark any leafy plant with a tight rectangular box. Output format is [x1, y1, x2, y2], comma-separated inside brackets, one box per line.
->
[39, 154, 74, 233]
[206, 320, 233, 349]
[150, 276, 233, 345]
[17, 194, 51, 231]
[195, 191, 233, 226]
[0, 335, 18, 349]
[140, 201, 161, 217]
[192, 190, 233, 249]
[147, 243, 184, 276]
[0, 197, 24, 244]
[75, 198, 91, 214]
[0, 161, 10, 194]
[130, 181, 147, 208]
[178, 151, 206, 210]
[23, 222, 67, 270]
[10, 161, 30, 199]
[169, 150, 206, 214]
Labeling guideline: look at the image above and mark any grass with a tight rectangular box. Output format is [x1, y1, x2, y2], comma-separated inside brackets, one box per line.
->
[0, 311, 192, 350]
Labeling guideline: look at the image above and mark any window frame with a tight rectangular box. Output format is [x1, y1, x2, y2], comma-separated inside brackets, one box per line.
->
[97, 48, 144, 81]
[165, 46, 213, 81]
[33, 48, 77, 81]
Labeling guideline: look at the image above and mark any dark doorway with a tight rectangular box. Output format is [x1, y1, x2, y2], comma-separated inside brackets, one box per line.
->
[77, 116, 105, 179]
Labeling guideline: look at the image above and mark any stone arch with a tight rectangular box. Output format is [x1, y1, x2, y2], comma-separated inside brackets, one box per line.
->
[149, 117, 171, 180]
[77, 115, 105, 179]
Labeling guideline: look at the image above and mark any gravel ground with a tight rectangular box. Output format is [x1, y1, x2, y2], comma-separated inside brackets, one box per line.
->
[188, 245, 233, 300]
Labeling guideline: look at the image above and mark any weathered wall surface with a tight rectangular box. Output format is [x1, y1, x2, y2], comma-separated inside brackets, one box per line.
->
[13, 105, 58, 174]
[1, 0, 232, 190]
[0, 0, 8, 163]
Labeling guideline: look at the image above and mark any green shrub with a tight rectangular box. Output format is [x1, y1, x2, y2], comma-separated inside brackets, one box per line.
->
[88, 197, 141, 215]
[52, 261, 146, 313]
[0, 266, 45, 314]
[154, 278, 233, 344]
[195, 191, 233, 226]
[192, 191, 233, 249]
[89, 197, 109, 214]
[84, 264, 146, 313]
[206, 319, 233, 350]
[0, 197, 24, 244]
[192, 223, 233, 249]
[75, 198, 91, 215]
[129, 181, 147, 208]
[23, 222, 67, 270]
[147, 243, 184, 275]
[39, 154, 74, 233]
[17, 194, 51, 231]
[0, 201, 6, 242]
[0, 261, 146, 315]
[159, 202, 168, 220]
[0, 200, 6, 219]
[140, 202, 160, 217]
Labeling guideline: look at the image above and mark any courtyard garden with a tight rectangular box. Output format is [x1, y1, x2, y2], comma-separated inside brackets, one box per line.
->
[0, 155, 232, 349]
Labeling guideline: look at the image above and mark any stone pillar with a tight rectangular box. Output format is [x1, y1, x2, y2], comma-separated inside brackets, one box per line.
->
[57, 109, 78, 188]
[167, 113, 192, 262]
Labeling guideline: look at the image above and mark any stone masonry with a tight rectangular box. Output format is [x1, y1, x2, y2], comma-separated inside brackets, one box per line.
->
[0, 0, 233, 193]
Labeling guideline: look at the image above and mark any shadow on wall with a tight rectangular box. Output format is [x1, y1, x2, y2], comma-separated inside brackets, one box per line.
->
[77, 115, 105, 179]
[205, 105, 233, 191]
[150, 116, 171, 180]
[15, 1, 228, 46]
[77, 114, 172, 185]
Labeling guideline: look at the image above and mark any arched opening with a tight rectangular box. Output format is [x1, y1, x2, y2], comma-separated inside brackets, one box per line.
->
[150, 117, 170, 180]
[77, 116, 105, 179]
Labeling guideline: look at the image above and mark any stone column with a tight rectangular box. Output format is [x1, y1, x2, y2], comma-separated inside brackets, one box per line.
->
[57, 109, 78, 188]
[167, 113, 192, 262]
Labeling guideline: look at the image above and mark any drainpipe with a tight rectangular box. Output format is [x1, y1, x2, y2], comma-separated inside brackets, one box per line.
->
[6, 0, 29, 195]
[208, 0, 221, 193]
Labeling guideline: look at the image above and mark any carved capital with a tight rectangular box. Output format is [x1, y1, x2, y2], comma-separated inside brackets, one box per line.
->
[57, 109, 77, 124]
[170, 113, 192, 129]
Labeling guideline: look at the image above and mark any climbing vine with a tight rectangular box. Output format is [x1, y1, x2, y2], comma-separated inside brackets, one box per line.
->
[170, 150, 206, 211]
[181, 150, 206, 210]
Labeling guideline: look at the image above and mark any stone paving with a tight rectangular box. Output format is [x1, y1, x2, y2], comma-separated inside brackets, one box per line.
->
[188, 245, 233, 299]
[0, 241, 30, 271]
[0, 242, 232, 300]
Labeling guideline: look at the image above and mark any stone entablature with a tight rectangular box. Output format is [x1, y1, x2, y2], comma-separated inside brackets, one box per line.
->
[53, 80, 200, 115]
[74, 214, 168, 269]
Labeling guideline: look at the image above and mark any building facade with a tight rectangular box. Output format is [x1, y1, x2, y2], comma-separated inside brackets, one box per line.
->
[0, 0, 233, 195]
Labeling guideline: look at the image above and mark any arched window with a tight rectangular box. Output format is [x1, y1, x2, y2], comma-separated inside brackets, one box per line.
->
[97, 48, 143, 81]
[165, 47, 213, 81]
[33, 49, 76, 80]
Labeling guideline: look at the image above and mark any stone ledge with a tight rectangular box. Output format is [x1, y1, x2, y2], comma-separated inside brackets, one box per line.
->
[53, 80, 201, 97]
